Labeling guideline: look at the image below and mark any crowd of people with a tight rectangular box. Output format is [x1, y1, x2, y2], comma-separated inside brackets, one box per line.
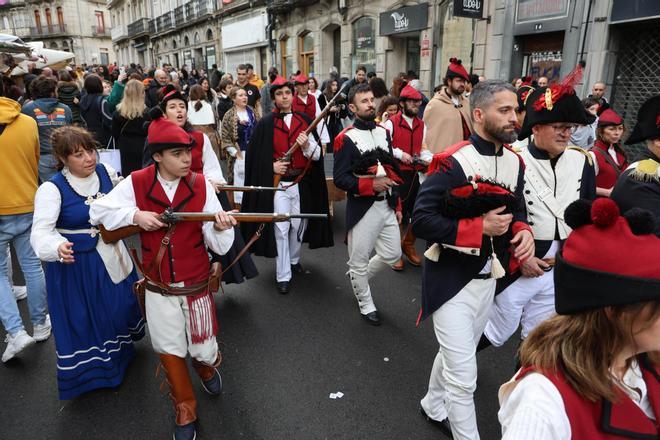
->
[0, 55, 658, 440]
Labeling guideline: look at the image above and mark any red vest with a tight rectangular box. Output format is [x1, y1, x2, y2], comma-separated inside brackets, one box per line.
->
[190, 130, 204, 173]
[273, 112, 310, 170]
[592, 140, 628, 190]
[517, 359, 660, 439]
[132, 165, 209, 285]
[292, 94, 316, 121]
[389, 112, 424, 171]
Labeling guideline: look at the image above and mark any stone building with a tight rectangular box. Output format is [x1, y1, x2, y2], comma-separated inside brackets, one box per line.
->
[0, 0, 114, 65]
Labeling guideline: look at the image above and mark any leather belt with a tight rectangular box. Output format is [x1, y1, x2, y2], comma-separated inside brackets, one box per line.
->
[145, 281, 208, 297]
[281, 169, 303, 182]
[473, 273, 492, 280]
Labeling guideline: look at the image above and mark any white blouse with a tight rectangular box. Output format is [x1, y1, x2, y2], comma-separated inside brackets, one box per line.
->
[188, 101, 216, 126]
[498, 361, 655, 440]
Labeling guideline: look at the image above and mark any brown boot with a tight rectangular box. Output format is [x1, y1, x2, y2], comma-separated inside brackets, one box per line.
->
[402, 228, 422, 266]
[391, 257, 404, 271]
[159, 354, 197, 426]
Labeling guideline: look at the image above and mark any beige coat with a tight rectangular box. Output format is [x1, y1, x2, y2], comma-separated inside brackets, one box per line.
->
[423, 86, 473, 153]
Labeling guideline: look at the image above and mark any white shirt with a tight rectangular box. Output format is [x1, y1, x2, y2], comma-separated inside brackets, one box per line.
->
[187, 101, 216, 126]
[297, 94, 330, 145]
[498, 362, 655, 440]
[200, 132, 226, 185]
[31, 163, 121, 262]
[88, 172, 234, 257]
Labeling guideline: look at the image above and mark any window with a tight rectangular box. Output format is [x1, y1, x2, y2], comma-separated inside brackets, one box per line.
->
[352, 17, 375, 74]
[280, 36, 294, 78]
[34, 10, 41, 33]
[57, 7, 64, 29]
[95, 11, 105, 32]
[298, 32, 314, 76]
[45, 8, 52, 31]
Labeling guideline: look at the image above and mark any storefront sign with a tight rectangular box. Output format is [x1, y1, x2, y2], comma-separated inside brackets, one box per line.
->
[421, 32, 430, 57]
[516, 0, 569, 23]
[453, 0, 484, 19]
[611, 0, 660, 23]
[379, 3, 428, 36]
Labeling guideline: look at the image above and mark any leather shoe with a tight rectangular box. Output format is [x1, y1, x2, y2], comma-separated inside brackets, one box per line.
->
[200, 368, 222, 396]
[276, 281, 290, 295]
[391, 257, 404, 271]
[361, 311, 381, 326]
[173, 421, 197, 440]
[291, 263, 305, 274]
[420, 407, 453, 439]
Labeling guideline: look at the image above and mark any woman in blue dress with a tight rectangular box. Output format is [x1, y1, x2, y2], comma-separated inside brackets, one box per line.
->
[30, 125, 144, 400]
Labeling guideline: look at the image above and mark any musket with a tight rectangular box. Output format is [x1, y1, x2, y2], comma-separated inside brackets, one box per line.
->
[98, 210, 328, 244]
[411, 155, 430, 173]
[217, 185, 285, 192]
[273, 81, 351, 187]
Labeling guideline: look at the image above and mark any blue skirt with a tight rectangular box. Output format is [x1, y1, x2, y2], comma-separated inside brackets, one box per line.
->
[45, 250, 145, 400]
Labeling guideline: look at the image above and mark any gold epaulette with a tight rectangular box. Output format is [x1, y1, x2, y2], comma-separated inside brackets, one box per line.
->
[566, 146, 593, 166]
[630, 159, 660, 182]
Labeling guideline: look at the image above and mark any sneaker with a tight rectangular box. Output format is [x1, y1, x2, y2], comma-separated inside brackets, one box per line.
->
[2, 330, 36, 362]
[33, 315, 52, 342]
[200, 368, 222, 396]
[173, 421, 196, 440]
[12, 285, 27, 301]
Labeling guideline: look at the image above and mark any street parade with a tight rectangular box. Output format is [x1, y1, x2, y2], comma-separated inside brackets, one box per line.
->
[0, 0, 659, 439]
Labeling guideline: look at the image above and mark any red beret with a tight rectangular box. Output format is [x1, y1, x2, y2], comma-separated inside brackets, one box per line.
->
[293, 74, 309, 84]
[147, 117, 194, 155]
[597, 108, 623, 127]
[446, 57, 469, 82]
[399, 84, 422, 101]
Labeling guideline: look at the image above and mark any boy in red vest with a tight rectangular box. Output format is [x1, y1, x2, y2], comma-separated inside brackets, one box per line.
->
[90, 117, 236, 440]
[292, 73, 330, 150]
[382, 84, 432, 270]
[241, 77, 333, 294]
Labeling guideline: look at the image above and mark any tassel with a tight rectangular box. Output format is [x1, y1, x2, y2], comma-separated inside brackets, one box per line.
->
[424, 243, 441, 262]
[375, 160, 387, 177]
[490, 237, 506, 279]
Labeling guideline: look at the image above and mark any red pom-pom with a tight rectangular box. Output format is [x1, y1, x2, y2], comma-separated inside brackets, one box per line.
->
[449, 57, 457, 63]
[591, 198, 620, 227]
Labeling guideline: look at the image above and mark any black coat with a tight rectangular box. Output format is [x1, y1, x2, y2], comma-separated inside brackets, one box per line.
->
[241, 112, 334, 258]
[145, 80, 163, 109]
[112, 111, 149, 176]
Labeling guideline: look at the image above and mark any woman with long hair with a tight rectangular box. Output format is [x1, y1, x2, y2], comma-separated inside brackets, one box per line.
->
[188, 84, 221, 160]
[79, 74, 112, 147]
[198, 77, 219, 119]
[57, 69, 83, 125]
[155, 84, 258, 284]
[308, 76, 321, 99]
[220, 86, 257, 207]
[376, 96, 399, 124]
[113, 79, 149, 175]
[317, 78, 347, 154]
[216, 79, 234, 123]
[499, 198, 660, 439]
[589, 109, 628, 198]
[30, 125, 144, 400]
[369, 76, 389, 112]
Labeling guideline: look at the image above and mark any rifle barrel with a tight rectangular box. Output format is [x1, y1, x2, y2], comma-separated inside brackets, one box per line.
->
[218, 185, 285, 192]
[171, 212, 328, 219]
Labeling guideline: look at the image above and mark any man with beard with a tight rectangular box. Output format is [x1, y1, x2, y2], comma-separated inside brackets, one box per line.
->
[241, 77, 333, 294]
[611, 95, 660, 236]
[481, 69, 597, 355]
[413, 80, 534, 439]
[382, 84, 432, 270]
[333, 83, 403, 325]
[423, 58, 473, 153]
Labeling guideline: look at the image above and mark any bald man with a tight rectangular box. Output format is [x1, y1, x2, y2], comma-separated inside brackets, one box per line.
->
[536, 76, 548, 87]
[145, 69, 169, 109]
[588, 81, 610, 115]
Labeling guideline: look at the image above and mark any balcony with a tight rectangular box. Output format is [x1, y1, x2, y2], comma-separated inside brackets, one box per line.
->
[0, 0, 24, 9]
[174, 5, 184, 24]
[111, 23, 128, 41]
[152, 11, 174, 34]
[28, 24, 68, 38]
[127, 17, 149, 37]
[91, 25, 109, 37]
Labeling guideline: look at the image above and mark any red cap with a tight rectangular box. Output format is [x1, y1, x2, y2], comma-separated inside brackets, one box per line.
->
[147, 117, 194, 155]
[446, 57, 469, 81]
[293, 74, 309, 84]
[399, 84, 422, 101]
[598, 108, 623, 127]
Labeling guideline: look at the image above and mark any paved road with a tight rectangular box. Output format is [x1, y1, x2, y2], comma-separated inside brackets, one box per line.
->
[2, 201, 517, 439]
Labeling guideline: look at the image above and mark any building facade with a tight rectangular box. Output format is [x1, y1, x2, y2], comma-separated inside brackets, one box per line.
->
[0, 0, 114, 65]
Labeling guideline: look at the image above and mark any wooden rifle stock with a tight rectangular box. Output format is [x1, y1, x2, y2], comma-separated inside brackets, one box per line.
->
[99, 212, 328, 244]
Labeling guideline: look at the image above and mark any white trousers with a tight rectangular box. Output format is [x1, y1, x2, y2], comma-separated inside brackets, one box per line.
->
[483, 241, 559, 346]
[233, 154, 246, 204]
[346, 200, 401, 314]
[145, 289, 218, 365]
[273, 182, 304, 282]
[421, 277, 496, 440]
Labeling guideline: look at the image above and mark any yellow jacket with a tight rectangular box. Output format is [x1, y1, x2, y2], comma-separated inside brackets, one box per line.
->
[0, 97, 40, 215]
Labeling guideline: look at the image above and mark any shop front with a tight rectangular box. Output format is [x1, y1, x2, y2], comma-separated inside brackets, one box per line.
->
[379, 3, 428, 81]
[221, 8, 268, 75]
